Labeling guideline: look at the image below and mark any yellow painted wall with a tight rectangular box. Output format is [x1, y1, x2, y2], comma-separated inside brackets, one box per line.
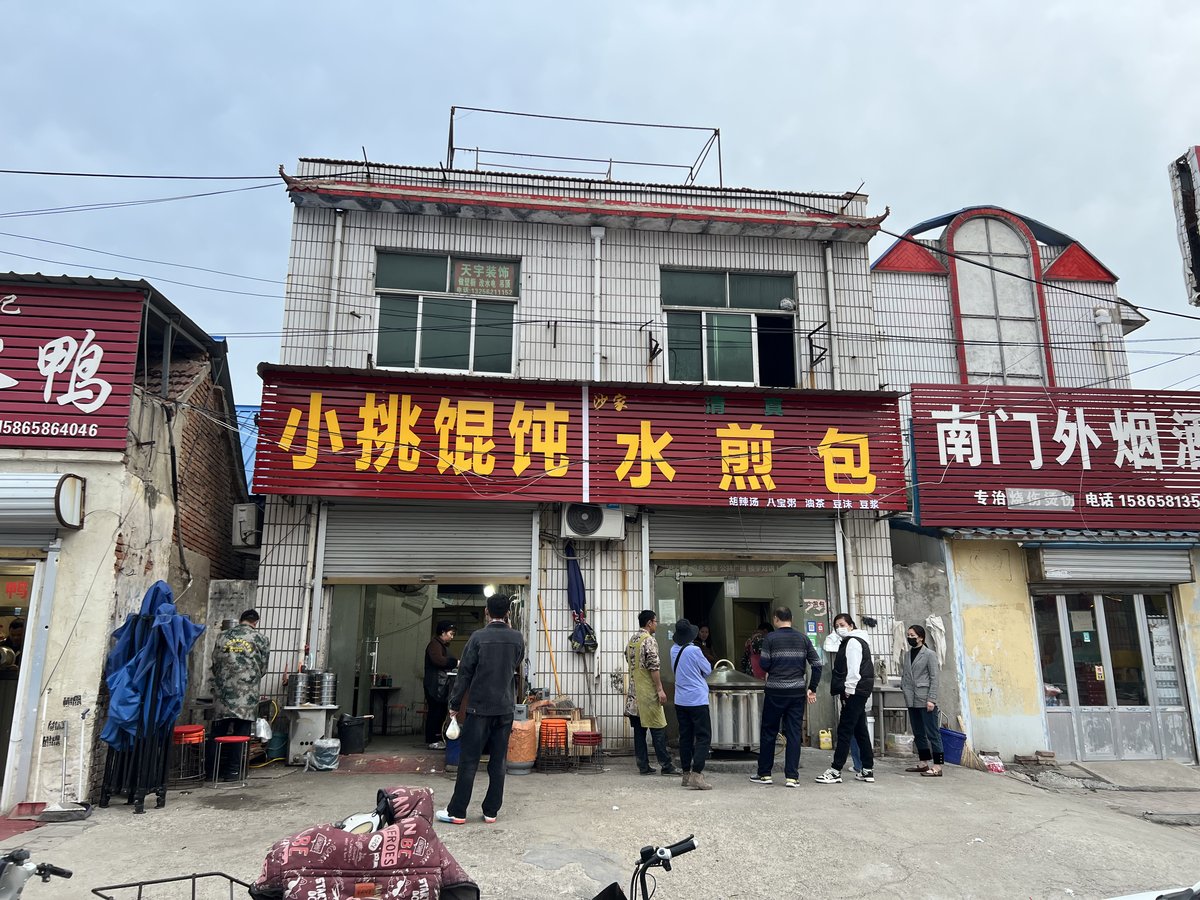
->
[1175, 550, 1200, 757]
[948, 540, 1048, 755]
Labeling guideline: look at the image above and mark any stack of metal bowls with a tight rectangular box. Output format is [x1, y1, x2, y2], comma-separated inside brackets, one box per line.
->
[309, 672, 337, 706]
[286, 671, 311, 707]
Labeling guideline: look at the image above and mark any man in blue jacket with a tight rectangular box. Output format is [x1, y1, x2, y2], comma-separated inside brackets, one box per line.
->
[437, 593, 525, 825]
[749, 606, 821, 788]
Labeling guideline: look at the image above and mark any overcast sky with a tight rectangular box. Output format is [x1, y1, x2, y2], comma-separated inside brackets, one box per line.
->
[2, 1, 1198, 406]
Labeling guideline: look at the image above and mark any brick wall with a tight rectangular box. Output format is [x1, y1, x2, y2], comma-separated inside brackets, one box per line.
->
[174, 371, 247, 581]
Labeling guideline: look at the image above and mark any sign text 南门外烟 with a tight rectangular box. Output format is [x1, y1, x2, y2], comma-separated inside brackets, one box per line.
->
[910, 384, 1200, 528]
[254, 368, 907, 510]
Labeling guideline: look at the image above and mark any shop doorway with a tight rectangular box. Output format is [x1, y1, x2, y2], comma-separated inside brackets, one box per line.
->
[1033, 592, 1195, 762]
[0, 564, 35, 778]
[324, 582, 517, 739]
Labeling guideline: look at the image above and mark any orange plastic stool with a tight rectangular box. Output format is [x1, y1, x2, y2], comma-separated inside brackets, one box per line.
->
[169, 725, 207, 787]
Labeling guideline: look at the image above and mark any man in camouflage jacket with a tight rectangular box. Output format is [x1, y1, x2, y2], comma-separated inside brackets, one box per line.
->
[211, 609, 271, 722]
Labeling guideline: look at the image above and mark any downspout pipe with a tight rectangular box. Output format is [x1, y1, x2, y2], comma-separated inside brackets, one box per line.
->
[834, 511, 856, 619]
[323, 210, 347, 368]
[1094, 307, 1117, 386]
[822, 242, 842, 391]
[590, 227, 606, 383]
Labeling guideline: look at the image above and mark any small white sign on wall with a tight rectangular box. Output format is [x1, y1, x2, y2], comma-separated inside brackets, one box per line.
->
[724, 577, 740, 598]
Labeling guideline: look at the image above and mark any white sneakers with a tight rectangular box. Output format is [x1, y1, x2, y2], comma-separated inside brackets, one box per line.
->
[815, 767, 875, 784]
[428, 741, 447, 751]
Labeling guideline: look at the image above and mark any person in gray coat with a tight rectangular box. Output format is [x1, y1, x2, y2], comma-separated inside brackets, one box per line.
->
[901, 624, 943, 776]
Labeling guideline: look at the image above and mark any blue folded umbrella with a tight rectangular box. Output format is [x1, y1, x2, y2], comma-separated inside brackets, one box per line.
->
[100, 581, 205, 750]
[565, 541, 597, 653]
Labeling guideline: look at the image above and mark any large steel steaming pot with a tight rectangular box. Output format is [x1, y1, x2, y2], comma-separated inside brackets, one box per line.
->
[706, 659, 765, 751]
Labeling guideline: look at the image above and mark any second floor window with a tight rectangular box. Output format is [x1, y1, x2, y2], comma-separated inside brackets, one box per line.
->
[661, 270, 797, 387]
[375, 252, 519, 374]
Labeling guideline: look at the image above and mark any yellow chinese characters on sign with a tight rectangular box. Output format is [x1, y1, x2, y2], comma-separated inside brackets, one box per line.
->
[435, 398, 496, 475]
[509, 401, 570, 477]
[280, 392, 344, 470]
[817, 427, 876, 494]
[615, 420, 676, 488]
[355, 393, 422, 473]
[718, 423, 776, 491]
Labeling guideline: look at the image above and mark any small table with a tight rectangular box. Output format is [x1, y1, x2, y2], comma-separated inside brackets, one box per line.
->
[369, 686, 403, 735]
[872, 685, 908, 757]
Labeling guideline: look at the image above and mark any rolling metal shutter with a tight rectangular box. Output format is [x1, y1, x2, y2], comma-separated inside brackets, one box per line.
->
[1039, 547, 1195, 584]
[322, 501, 535, 581]
[648, 508, 836, 559]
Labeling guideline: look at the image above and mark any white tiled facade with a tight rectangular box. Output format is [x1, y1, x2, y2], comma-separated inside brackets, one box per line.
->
[257, 159, 897, 741]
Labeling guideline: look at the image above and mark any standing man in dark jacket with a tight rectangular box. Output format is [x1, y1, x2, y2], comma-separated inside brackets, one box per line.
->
[437, 593, 525, 825]
[749, 606, 821, 788]
[817, 612, 876, 784]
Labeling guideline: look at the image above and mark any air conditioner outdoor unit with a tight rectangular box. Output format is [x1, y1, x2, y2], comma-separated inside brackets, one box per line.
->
[560, 503, 626, 541]
[232, 502, 262, 549]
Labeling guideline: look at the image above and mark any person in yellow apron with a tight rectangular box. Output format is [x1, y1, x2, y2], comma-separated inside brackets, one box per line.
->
[624, 610, 678, 777]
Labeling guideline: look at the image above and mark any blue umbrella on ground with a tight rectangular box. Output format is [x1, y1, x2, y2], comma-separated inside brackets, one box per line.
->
[565, 541, 597, 654]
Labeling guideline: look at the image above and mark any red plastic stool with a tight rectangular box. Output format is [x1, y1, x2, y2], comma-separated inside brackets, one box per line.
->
[211, 735, 250, 787]
[169, 725, 207, 788]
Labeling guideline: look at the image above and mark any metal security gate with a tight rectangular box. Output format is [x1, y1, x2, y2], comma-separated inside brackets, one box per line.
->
[649, 508, 836, 559]
[1033, 592, 1195, 763]
[322, 501, 535, 581]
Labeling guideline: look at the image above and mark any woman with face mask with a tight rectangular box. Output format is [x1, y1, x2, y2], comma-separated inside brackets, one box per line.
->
[816, 613, 876, 785]
[900, 624, 943, 776]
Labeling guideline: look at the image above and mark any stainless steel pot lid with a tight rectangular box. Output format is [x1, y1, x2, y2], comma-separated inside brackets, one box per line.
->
[706, 659, 765, 688]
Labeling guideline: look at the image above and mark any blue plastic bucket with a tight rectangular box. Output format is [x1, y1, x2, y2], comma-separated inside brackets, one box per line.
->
[445, 737, 461, 766]
[939, 727, 966, 766]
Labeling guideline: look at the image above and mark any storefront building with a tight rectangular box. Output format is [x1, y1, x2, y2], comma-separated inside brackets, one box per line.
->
[0, 275, 251, 812]
[252, 159, 907, 743]
[875, 208, 1200, 763]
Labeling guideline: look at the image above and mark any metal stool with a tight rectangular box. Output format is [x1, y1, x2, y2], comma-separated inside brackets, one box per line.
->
[211, 735, 250, 787]
[168, 725, 206, 789]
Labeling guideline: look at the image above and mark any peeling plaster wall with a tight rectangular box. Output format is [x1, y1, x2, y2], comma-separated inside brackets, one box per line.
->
[893, 561, 960, 728]
[946, 540, 1048, 757]
[1174, 550, 1200, 760]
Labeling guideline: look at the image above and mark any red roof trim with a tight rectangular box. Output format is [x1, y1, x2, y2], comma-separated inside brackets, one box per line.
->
[873, 239, 948, 274]
[1043, 242, 1117, 283]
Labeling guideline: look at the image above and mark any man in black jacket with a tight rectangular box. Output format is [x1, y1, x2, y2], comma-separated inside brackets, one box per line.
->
[749, 606, 821, 787]
[437, 593, 525, 825]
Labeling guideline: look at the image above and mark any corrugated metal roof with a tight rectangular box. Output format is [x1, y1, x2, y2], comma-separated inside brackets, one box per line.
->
[295, 157, 866, 204]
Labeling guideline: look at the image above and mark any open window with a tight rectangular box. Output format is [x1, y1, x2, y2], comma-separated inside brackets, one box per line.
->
[662, 270, 797, 387]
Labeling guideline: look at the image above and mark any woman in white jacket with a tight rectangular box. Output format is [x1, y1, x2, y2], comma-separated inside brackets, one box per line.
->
[900, 624, 944, 776]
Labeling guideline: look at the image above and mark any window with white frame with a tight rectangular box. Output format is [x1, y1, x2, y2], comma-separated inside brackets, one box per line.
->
[375, 252, 519, 374]
[953, 217, 1047, 386]
[661, 270, 797, 387]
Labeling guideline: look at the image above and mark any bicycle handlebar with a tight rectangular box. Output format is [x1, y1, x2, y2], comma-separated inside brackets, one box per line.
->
[663, 836, 696, 859]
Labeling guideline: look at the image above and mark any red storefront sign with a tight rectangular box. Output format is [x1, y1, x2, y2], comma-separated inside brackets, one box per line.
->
[911, 384, 1200, 527]
[0, 285, 143, 451]
[255, 367, 907, 510]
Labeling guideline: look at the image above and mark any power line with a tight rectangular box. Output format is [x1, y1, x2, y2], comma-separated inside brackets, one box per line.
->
[0, 182, 279, 219]
[0, 168, 278, 181]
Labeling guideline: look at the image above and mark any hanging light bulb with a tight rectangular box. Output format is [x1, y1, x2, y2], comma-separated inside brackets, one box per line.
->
[483, 585, 496, 598]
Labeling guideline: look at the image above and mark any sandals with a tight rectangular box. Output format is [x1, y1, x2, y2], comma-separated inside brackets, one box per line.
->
[921, 768, 943, 777]
[905, 765, 930, 773]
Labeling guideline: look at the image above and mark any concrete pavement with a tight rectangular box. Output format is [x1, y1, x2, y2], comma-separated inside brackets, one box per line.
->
[4, 755, 1199, 899]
